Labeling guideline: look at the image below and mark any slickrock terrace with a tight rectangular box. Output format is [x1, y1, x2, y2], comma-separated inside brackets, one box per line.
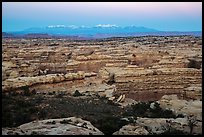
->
[2, 36, 202, 101]
[2, 36, 202, 135]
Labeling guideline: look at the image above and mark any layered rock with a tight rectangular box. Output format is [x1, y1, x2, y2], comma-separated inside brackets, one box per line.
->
[2, 36, 202, 101]
[2, 72, 94, 92]
[99, 67, 202, 101]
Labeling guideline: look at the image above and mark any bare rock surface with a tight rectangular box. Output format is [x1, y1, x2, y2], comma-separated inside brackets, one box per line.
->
[2, 36, 202, 135]
[3, 36, 202, 101]
[158, 95, 202, 121]
[2, 117, 104, 135]
[136, 117, 202, 135]
[113, 124, 149, 135]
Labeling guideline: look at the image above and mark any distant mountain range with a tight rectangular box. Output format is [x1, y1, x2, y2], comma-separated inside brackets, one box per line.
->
[6, 25, 159, 35]
[3, 25, 202, 39]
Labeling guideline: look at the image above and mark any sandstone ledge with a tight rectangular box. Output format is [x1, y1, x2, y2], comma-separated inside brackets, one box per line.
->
[2, 72, 96, 92]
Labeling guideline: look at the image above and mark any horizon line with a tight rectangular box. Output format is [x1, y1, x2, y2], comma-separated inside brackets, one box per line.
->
[2, 24, 202, 33]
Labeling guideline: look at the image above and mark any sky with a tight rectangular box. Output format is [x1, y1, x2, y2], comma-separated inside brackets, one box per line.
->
[2, 2, 202, 32]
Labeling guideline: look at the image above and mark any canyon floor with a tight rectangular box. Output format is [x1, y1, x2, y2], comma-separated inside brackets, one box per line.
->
[2, 36, 202, 135]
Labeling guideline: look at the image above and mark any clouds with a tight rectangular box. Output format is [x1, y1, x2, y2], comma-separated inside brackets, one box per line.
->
[2, 2, 202, 32]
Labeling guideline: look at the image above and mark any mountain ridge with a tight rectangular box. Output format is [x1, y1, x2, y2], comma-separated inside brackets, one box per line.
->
[6, 25, 160, 35]
[3, 25, 202, 39]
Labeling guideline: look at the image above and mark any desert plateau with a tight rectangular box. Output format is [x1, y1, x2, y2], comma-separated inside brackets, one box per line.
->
[2, 35, 202, 135]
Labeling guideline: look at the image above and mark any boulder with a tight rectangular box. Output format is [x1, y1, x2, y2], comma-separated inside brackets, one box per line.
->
[113, 124, 149, 135]
[136, 117, 202, 135]
[158, 95, 202, 121]
[2, 117, 104, 135]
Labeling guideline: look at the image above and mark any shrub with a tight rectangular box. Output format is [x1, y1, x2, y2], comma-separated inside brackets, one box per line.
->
[73, 90, 82, 97]
[60, 119, 71, 124]
[21, 86, 31, 96]
[187, 59, 201, 69]
[187, 115, 198, 135]
[107, 73, 115, 85]
[123, 101, 177, 118]
[38, 109, 47, 119]
[97, 116, 128, 135]
[176, 114, 185, 118]
[31, 131, 39, 135]
[131, 102, 150, 115]
[161, 128, 187, 135]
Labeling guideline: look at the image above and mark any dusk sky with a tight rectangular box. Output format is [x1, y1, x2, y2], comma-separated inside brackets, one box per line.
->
[2, 2, 202, 32]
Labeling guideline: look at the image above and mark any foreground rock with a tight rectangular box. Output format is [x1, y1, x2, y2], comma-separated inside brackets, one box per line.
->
[113, 124, 149, 135]
[113, 94, 202, 135]
[113, 117, 202, 135]
[2, 117, 104, 135]
[158, 95, 202, 121]
[136, 117, 202, 135]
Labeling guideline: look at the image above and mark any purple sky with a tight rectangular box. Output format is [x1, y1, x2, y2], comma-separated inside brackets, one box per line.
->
[2, 2, 202, 32]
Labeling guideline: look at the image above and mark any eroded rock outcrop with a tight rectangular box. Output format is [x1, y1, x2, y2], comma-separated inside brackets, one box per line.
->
[2, 36, 202, 101]
[113, 124, 149, 135]
[2, 72, 95, 92]
[2, 117, 104, 135]
[2, 36, 202, 135]
[158, 95, 202, 121]
[99, 66, 201, 101]
[136, 117, 202, 135]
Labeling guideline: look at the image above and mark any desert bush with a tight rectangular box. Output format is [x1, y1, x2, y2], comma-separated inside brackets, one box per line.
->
[97, 116, 128, 135]
[38, 109, 47, 119]
[73, 90, 82, 97]
[21, 86, 31, 96]
[60, 119, 72, 124]
[107, 73, 115, 85]
[187, 115, 198, 135]
[123, 101, 177, 118]
[46, 121, 56, 124]
[31, 131, 39, 135]
[161, 127, 187, 135]
[176, 114, 185, 118]
[187, 59, 201, 69]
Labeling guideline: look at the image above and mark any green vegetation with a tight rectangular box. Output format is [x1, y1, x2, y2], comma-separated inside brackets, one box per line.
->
[107, 73, 115, 85]
[46, 121, 56, 124]
[31, 131, 39, 135]
[21, 86, 31, 96]
[187, 115, 198, 135]
[187, 59, 201, 69]
[96, 116, 128, 135]
[2, 94, 40, 127]
[1, 93, 187, 135]
[73, 90, 82, 97]
[123, 101, 178, 118]
[161, 128, 187, 135]
[60, 119, 72, 124]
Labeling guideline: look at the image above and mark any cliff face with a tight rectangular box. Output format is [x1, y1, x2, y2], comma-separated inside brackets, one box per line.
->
[99, 67, 201, 101]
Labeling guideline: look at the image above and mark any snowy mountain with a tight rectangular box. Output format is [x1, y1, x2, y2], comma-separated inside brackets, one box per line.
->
[4, 25, 201, 39]
[10, 25, 160, 35]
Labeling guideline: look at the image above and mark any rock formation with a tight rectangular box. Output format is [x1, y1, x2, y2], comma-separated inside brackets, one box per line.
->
[113, 124, 149, 135]
[2, 36, 202, 135]
[158, 95, 202, 121]
[2, 117, 104, 135]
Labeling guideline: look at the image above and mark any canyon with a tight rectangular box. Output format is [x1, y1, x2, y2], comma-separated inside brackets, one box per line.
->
[2, 35, 202, 135]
